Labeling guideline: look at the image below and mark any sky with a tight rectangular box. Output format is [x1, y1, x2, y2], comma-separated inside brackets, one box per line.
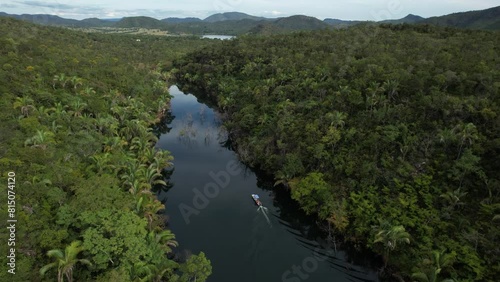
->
[0, 0, 498, 20]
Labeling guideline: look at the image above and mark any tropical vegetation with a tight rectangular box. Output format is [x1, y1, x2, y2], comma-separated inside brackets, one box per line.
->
[0, 17, 213, 281]
[173, 23, 500, 281]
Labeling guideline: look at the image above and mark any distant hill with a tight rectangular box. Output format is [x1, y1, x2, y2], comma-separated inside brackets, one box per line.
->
[204, 12, 266, 22]
[0, 12, 83, 26]
[1, 6, 499, 34]
[162, 17, 202, 23]
[114, 16, 167, 29]
[273, 15, 330, 31]
[323, 18, 368, 28]
[247, 15, 331, 35]
[80, 17, 114, 27]
[421, 6, 500, 30]
[382, 14, 425, 24]
[248, 23, 284, 35]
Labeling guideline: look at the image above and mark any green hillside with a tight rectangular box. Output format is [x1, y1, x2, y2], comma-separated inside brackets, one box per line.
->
[382, 14, 425, 24]
[0, 17, 214, 282]
[248, 15, 331, 35]
[114, 16, 168, 29]
[162, 17, 202, 23]
[323, 18, 368, 28]
[273, 15, 330, 31]
[203, 12, 266, 22]
[422, 6, 500, 30]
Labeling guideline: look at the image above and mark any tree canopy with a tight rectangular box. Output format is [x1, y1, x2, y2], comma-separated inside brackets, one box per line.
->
[173, 24, 500, 280]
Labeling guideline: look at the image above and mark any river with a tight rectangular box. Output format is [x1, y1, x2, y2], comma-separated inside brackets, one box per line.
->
[155, 85, 379, 282]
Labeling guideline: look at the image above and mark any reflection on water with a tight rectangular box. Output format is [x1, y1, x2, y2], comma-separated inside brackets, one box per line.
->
[155, 86, 379, 282]
[201, 35, 235, 40]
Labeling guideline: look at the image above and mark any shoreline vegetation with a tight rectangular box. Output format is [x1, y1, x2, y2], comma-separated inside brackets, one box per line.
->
[0, 17, 213, 281]
[173, 24, 500, 281]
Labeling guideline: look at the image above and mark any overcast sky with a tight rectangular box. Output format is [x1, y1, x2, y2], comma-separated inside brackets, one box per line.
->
[0, 0, 498, 20]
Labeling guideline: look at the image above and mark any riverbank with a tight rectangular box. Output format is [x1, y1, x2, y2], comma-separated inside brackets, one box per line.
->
[171, 25, 500, 281]
[155, 85, 379, 282]
[0, 17, 217, 281]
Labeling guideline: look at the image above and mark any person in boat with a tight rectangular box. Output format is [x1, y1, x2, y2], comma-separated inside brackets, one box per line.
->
[252, 194, 262, 206]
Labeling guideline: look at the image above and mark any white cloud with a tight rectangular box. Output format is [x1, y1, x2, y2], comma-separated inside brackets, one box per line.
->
[0, 0, 498, 20]
[263, 10, 283, 16]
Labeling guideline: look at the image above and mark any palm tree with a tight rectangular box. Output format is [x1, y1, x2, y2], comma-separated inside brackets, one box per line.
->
[24, 175, 52, 187]
[140, 197, 165, 231]
[110, 105, 129, 123]
[13, 96, 35, 117]
[372, 220, 410, 268]
[147, 230, 178, 254]
[49, 102, 68, 120]
[274, 170, 295, 187]
[440, 188, 467, 211]
[141, 147, 158, 164]
[382, 79, 399, 101]
[257, 113, 272, 126]
[69, 76, 83, 90]
[366, 81, 384, 113]
[130, 136, 150, 154]
[36, 105, 51, 119]
[24, 129, 55, 150]
[329, 111, 347, 128]
[40, 241, 91, 282]
[103, 136, 127, 152]
[69, 99, 87, 117]
[120, 119, 146, 141]
[50, 121, 63, 134]
[154, 150, 174, 169]
[412, 250, 455, 282]
[52, 73, 67, 89]
[89, 153, 113, 174]
[149, 258, 177, 282]
[438, 128, 456, 145]
[80, 86, 95, 96]
[93, 114, 115, 134]
[141, 166, 167, 188]
[454, 123, 478, 159]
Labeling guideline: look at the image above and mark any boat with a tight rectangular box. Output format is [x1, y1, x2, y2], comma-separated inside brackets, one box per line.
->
[251, 194, 262, 206]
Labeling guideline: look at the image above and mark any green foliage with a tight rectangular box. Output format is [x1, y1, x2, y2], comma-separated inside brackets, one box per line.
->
[80, 209, 149, 270]
[421, 6, 500, 30]
[174, 24, 500, 280]
[290, 172, 333, 219]
[0, 17, 213, 281]
[173, 252, 212, 282]
[40, 240, 92, 282]
[412, 250, 456, 282]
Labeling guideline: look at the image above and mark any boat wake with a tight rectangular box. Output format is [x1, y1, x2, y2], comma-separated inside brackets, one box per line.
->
[258, 206, 272, 227]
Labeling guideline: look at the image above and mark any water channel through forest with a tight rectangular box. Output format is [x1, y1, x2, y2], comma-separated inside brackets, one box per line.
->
[155, 85, 379, 282]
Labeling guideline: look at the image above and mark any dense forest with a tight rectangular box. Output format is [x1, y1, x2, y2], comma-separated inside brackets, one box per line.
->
[173, 24, 500, 281]
[0, 17, 215, 281]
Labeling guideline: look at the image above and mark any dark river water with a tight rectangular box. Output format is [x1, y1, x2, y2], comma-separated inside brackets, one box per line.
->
[155, 86, 379, 282]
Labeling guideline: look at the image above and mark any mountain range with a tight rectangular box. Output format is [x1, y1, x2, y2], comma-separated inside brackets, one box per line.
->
[1, 6, 499, 35]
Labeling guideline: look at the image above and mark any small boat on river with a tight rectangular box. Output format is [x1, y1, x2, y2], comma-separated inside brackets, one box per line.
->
[251, 194, 262, 206]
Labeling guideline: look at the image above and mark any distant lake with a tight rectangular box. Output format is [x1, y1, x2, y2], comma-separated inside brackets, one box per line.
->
[201, 35, 235, 40]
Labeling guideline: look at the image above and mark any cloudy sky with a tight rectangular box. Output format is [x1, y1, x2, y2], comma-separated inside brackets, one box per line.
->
[0, 0, 498, 20]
